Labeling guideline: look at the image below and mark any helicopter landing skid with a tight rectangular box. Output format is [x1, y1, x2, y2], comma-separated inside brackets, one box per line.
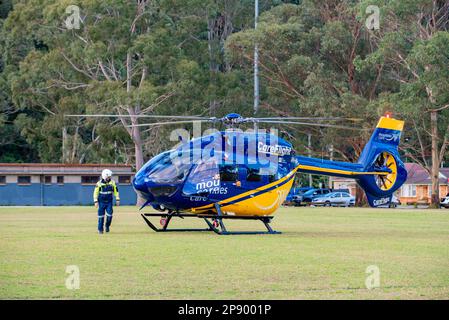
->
[140, 204, 281, 235]
[140, 213, 213, 233]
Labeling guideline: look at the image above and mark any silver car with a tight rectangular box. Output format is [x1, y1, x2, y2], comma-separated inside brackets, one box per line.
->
[312, 192, 355, 207]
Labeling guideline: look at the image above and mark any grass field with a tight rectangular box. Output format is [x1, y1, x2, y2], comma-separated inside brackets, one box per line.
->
[0, 206, 448, 299]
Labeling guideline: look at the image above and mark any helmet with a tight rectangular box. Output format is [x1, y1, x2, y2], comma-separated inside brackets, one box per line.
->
[101, 169, 113, 180]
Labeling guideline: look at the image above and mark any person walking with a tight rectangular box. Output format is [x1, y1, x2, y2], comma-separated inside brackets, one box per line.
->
[93, 169, 120, 234]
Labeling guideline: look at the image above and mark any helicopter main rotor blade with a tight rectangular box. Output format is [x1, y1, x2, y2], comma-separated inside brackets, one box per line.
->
[126, 120, 213, 128]
[256, 120, 365, 130]
[250, 117, 363, 122]
[65, 114, 363, 123]
[127, 119, 364, 130]
[65, 114, 211, 120]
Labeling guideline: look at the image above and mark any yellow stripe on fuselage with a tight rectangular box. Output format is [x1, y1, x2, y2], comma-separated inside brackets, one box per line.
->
[190, 163, 388, 216]
[211, 176, 295, 216]
[377, 117, 404, 131]
[191, 166, 299, 213]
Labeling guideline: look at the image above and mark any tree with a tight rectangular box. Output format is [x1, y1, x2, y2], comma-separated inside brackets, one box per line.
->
[2, 1, 209, 168]
[357, 0, 449, 207]
[1, 0, 269, 166]
[1, 0, 449, 212]
[226, 1, 390, 205]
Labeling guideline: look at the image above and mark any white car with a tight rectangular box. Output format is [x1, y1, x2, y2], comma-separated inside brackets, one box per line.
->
[312, 192, 355, 207]
[389, 195, 401, 208]
[440, 196, 449, 208]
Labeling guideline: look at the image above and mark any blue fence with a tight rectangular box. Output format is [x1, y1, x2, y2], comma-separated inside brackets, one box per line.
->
[0, 183, 137, 206]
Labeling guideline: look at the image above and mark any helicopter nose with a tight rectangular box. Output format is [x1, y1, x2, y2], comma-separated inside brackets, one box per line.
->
[132, 172, 154, 201]
[133, 173, 179, 201]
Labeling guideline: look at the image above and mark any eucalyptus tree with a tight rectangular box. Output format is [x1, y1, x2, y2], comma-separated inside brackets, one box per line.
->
[357, 0, 449, 206]
[225, 1, 387, 202]
[2, 0, 210, 167]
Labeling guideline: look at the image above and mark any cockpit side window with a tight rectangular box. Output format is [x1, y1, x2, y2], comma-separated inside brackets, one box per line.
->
[219, 165, 238, 182]
[147, 152, 192, 184]
[182, 156, 221, 196]
[192, 157, 219, 175]
[246, 167, 262, 182]
[260, 165, 278, 183]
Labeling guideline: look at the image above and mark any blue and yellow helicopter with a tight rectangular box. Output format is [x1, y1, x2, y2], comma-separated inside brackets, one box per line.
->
[128, 113, 407, 235]
[69, 112, 407, 234]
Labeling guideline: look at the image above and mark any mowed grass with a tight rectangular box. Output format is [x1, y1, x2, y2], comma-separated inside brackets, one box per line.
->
[0, 206, 448, 299]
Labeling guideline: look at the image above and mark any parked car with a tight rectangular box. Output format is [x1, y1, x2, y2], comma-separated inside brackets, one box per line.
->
[291, 194, 302, 206]
[440, 196, 449, 208]
[332, 188, 350, 194]
[293, 188, 332, 206]
[284, 186, 314, 205]
[297, 186, 315, 193]
[284, 187, 313, 205]
[311, 192, 355, 207]
[389, 195, 401, 208]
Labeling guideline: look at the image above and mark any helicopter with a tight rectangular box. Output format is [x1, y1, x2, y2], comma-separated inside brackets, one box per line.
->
[67, 113, 407, 235]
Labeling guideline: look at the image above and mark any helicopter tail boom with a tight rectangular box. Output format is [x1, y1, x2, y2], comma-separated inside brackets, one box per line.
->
[296, 116, 407, 207]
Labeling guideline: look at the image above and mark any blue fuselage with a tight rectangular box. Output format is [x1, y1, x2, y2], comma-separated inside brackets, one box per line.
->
[133, 131, 295, 212]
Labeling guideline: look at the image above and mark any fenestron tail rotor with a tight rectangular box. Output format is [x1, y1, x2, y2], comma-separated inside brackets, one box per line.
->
[374, 152, 398, 191]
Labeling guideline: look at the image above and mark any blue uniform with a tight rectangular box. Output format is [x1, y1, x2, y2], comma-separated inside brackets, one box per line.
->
[93, 179, 120, 233]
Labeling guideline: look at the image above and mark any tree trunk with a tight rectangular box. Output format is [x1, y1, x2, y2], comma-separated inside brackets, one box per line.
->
[355, 184, 368, 207]
[207, 10, 233, 116]
[62, 126, 67, 163]
[126, 51, 145, 206]
[132, 127, 144, 171]
[307, 133, 313, 187]
[430, 110, 440, 207]
[123, 113, 145, 207]
[328, 145, 334, 188]
[70, 125, 79, 163]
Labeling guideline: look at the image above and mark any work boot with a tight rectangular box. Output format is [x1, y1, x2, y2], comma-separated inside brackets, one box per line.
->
[98, 216, 105, 234]
[105, 215, 113, 233]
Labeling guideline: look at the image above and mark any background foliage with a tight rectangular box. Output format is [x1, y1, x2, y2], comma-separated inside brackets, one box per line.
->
[1, 0, 448, 196]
